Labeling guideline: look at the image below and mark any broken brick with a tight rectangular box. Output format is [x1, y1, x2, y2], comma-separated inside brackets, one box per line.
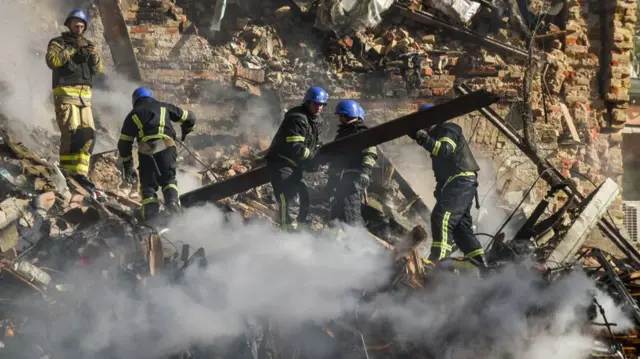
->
[235, 66, 266, 84]
[35, 192, 56, 212]
[234, 79, 262, 96]
[130, 25, 150, 34]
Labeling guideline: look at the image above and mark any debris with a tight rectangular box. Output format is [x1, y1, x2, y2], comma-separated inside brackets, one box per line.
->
[314, 0, 394, 35]
[0, 223, 18, 252]
[546, 178, 620, 268]
[393, 3, 529, 61]
[559, 103, 582, 143]
[425, 0, 481, 24]
[13, 260, 52, 287]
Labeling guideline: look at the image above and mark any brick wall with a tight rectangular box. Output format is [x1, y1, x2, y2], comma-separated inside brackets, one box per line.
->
[122, 0, 222, 105]
[113, 0, 636, 223]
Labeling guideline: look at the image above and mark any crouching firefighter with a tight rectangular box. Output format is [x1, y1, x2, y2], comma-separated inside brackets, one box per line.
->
[45, 9, 104, 198]
[408, 104, 488, 271]
[117, 87, 196, 222]
[327, 100, 377, 226]
[266, 86, 328, 232]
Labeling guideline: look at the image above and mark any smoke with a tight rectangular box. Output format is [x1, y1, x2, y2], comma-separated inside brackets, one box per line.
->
[176, 167, 203, 193]
[0, 0, 61, 137]
[193, 82, 284, 139]
[372, 266, 633, 359]
[40, 204, 392, 358]
[19, 204, 631, 359]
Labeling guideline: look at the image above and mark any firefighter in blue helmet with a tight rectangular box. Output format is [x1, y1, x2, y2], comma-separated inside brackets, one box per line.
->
[266, 86, 328, 231]
[45, 9, 104, 197]
[117, 87, 196, 222]
[327, 100, 377, 226]
[408, 103, 488, 271]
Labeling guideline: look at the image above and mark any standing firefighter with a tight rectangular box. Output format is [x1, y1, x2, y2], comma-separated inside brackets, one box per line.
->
[118, 87, 196, 222]
[45, 9, 103, 193]
[408, 104, 488, 270]
[327, 100, 377, 226]
[266, 86, 328, 232]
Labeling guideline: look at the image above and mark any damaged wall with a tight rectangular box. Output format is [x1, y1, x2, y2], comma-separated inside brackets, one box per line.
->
[6, 0, 631, 236]
[114, 0, 637, 231]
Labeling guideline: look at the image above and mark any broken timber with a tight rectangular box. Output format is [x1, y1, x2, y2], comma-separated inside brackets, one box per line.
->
[545, 178, 620, 268]
[180, 89, 499, 207]
[391, 3, 529, 61]
[455, 84, 640, 266]
[378, 149, 432, 221]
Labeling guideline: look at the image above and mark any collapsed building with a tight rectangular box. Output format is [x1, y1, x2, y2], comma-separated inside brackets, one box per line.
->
[1, 0, 640, 357]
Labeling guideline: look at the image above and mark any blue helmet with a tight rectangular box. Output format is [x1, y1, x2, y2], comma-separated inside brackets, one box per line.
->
[65, 9, 88, 27]
[335, 100, 360, 119]
[303, 86, 328, 104]
[132, 87, 154, 106]
[356, 104, 365, 120]
[419, 103, 434, 111]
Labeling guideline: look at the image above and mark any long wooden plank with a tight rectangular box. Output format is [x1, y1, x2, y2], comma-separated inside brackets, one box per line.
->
[180, 90, 499, 207]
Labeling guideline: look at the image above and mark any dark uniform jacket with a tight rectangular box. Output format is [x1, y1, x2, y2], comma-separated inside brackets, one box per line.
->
[117, 98, 196, 162]
[421, 122, 480, 186]
[45, 32, 102, 105]
[329, 122, 378, 177]
[266, 106, 321, 169]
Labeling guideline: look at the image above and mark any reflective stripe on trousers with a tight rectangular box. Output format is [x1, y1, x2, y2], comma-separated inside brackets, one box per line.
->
[55, 102, 95, 176]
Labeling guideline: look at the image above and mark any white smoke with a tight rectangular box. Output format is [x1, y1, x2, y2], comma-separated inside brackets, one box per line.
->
[0, 1, 61, 135]
[18, 203, 631, 359]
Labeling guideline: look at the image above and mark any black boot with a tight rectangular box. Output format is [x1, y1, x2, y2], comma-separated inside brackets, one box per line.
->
[469, 255, 491, 277]
[165, 201, 182, 216]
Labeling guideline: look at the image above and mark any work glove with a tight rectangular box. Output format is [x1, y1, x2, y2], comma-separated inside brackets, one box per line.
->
[181, 125, 194, 141]
[305, 148, 324, 171]
[122, 160, 137, 185]
[86, 40, 97, 55]
[357, 173, 370, 188]
[409, 129, 429, 146]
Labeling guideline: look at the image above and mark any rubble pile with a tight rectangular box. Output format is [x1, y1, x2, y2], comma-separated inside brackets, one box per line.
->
[0, 126, 638, 358]
[0, 113, 640, 358]
[123, 0, 533, 105]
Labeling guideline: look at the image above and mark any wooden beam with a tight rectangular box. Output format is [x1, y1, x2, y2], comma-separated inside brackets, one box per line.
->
[559, 103, 581, 143]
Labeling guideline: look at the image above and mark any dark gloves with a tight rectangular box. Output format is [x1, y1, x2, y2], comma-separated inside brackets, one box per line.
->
[181, 125, 194, 141]
[86, 40, 97, 55]
[357, 173, 370, 188]
[122, 160, 137, 185]
[409, 129, 429, 146]
[306, 148, 322, 170]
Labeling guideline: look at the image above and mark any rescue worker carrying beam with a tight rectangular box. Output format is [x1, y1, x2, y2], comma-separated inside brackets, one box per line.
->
[266, 86, 328, 232]
[118, 87, 196, 222]
[327, 100, 377, 226]
[45, 9, 103, 196]
[408, 103, 488, 271]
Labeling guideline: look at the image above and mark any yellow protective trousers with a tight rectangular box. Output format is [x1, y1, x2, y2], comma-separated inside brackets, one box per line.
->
[54, 101, 95, 176]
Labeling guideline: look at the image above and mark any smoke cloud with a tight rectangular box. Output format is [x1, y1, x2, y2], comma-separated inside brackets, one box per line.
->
[0, 1, 61, 136]
[16, 204, 631, 359]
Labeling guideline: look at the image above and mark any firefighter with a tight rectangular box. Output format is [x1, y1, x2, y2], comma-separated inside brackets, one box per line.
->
[118, 87, 196, 222]
[266, 86, 328, 231]
[408, 103, 488, 270]
[45, 9, 103, 196]
[327, 100, 377, 226]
